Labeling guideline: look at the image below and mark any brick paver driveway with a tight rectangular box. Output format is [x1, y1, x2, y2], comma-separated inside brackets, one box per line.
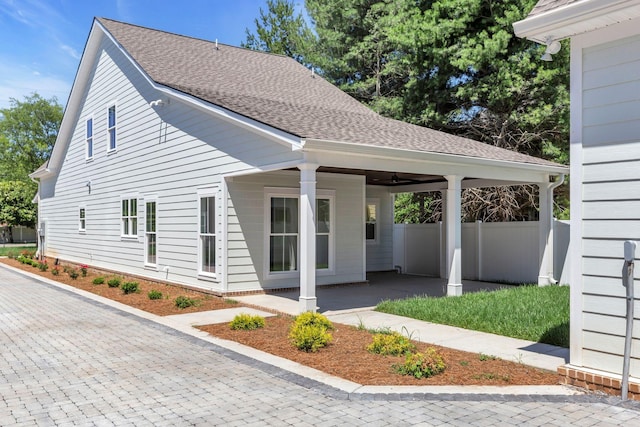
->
[2, 266, 640, 426]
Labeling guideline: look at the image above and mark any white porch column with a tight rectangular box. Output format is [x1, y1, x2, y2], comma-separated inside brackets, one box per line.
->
[445, 175, 463, 296]
[299, 163, 318, 312]
[439, 191, 447, 279]
[538, 179, 554, 286]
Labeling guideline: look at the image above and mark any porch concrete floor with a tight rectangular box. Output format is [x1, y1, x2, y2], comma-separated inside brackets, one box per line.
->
[235, 271, 511, 315]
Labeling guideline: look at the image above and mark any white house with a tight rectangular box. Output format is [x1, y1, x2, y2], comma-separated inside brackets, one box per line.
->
[31, 18, 566, 313]
[515, 0, 640, 397]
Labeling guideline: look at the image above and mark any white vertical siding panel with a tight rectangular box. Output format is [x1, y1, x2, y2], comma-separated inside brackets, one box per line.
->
[365, 186, 394, 272]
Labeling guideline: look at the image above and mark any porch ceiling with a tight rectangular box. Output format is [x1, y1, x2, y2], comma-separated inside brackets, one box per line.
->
[316, 167, 446, 187]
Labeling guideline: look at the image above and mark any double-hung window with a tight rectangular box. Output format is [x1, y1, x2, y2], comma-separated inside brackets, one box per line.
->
[107, 104, 117, 151]
[85, 118, 93, 160]
[121, 198, 138, 237]
[199, 191, 217, 276]
[267, 188, 334, 275]
[145, 199, 157, 266]
[79, 207, 86, 232]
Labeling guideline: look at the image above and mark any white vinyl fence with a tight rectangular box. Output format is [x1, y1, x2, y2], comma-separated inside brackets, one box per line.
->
[393, 220, 570, 284]
[1, 225, 37, 244]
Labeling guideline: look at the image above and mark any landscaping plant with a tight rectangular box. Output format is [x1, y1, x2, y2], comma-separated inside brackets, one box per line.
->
[393, 348, 446, 379]
[288, 312, 333, 352]
[147, 289, 163, 300]
[367, 331, 415, 356]
[229, 313, 265, 330]
[121, 281, 139, 295]
[92, 277, 105, 285]
[174, 295, 198, 309]
[107, 277, 121, 288]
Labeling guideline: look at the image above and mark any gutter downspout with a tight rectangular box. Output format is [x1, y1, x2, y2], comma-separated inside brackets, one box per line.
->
[29, 175, 41, 260]
[547, 173, 565, 285]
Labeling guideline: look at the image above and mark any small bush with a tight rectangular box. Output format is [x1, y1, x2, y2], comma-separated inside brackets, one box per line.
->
[148, 289, 163, 300]
[289, 312, 333, 352]
[230, 313, 265, 330]
[367, 331, 415, 356]
[68, 269, 79, 279]
[478, 353, 498, 361]
[37, 262, 48, 272]
[51, 267, 60, 276]
[175, 295, 198, 309]
[393, 348, 446, 379]
[6, 249, 19, 259]
[107, 278, 121, 288]
[80, 265, 88, 277]
[92, 277, 105, 285]
[121, 281, 139, 295]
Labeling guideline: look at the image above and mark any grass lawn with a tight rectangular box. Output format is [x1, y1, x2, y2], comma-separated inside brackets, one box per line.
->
[0, 245, 36, 257]
[376, 285, 569, 348]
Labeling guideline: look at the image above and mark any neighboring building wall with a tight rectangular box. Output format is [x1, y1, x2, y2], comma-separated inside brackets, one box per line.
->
[38, 35, 302, 292]
[572, 26, 640, 378]
[365, 186, 394, 272]
[226, 171, 366, 292]
[393, 221, 570, 284]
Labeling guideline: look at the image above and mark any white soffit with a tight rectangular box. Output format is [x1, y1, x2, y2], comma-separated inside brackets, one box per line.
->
[514, 0, 640, 44]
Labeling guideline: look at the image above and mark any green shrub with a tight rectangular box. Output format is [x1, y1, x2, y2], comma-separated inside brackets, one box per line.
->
[121, 282, 139, 295]
[148, 289, 163, 300]
[6, 249, 19, 259]
[37, 262, 48, 272]
[175, 295, 198, 309]
[393, 348, 446, 379]
[107, 278, 121, 288]
[92, 277, 105, 285]
[288, 312, 333, 352]
[51, 267, 60, 276]
[80, 265, 88, 277]
[230, 313, 265, 330]
[367, 331, 415, 356]
[68, 269, 79, 279]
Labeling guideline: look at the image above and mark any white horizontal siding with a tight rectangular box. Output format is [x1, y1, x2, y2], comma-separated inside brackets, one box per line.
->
[39, 34, 302, 292]
[225, 171, 365, 292]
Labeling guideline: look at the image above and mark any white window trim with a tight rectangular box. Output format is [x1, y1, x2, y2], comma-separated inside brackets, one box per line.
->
[263, 187, 335, 280]
[85, 115, 94, 161]
[366, 198, 380, 245]
[197, 187, 220, 281]
[120, 195, 139, 240]
[78, 205, 86, 233]
[143, 195, 158, 269]
[107, 101, 117, 153]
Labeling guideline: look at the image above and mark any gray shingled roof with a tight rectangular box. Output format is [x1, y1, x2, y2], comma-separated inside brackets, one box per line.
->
[527, 0, 583, 17]
[98, 18, 561, 168]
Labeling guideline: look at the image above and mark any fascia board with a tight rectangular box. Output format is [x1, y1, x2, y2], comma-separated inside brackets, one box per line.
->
[513, 0, 640, 43]
[301, 138, 568, 176]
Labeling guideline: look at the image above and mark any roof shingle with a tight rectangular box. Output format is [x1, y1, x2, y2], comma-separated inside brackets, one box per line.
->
[527, 0, 583, 17]
[98, 18, 562, 168]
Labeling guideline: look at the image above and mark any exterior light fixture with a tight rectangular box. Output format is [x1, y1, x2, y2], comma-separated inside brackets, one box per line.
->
[541, 37, 561, 61]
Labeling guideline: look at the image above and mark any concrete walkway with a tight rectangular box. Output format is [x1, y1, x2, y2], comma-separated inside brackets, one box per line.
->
[2, 262, 640, 426]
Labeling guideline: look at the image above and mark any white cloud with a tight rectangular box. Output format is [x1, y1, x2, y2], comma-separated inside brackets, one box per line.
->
[60, 44, 81, 60]
[0, 60, 70, 109]
[116, 0, 134, 22]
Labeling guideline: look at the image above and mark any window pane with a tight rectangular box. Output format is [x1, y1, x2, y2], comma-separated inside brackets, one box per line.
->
[108, 106, 116, 127]
[79, 208, 85, 219]
[130, 199, 137, 216]
[109, 128, 116, 150]
[123, 218, 129, 235]
[200, 198, 207, 233]
[284, 235, 297, 271]
[366, 223, 376, 240]
[86, 119, 92, 137]
[284, 197, 298, 234]
[146, 202, 155, 232]
[316, 235, 329, 269]
[131, 218, 137, 235]
[271, 198, 285, 234]
[270, 235, 283, 272]
[366, 204, 377, 222]
[147, 234, 156, 264]
[316, 199, 330, 233]
[122, 199, 128, 217]
[201, 235, 215, 273]
[206, 197, 215, 234]
[87, 139, 93, 158]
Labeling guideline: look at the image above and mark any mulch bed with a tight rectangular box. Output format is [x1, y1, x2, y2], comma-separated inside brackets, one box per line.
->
[0, 257, 237, 316]
[199, 316, 559, 386]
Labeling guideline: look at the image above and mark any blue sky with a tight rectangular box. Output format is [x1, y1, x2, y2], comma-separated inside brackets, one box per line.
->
[0, 0, 278, 109]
